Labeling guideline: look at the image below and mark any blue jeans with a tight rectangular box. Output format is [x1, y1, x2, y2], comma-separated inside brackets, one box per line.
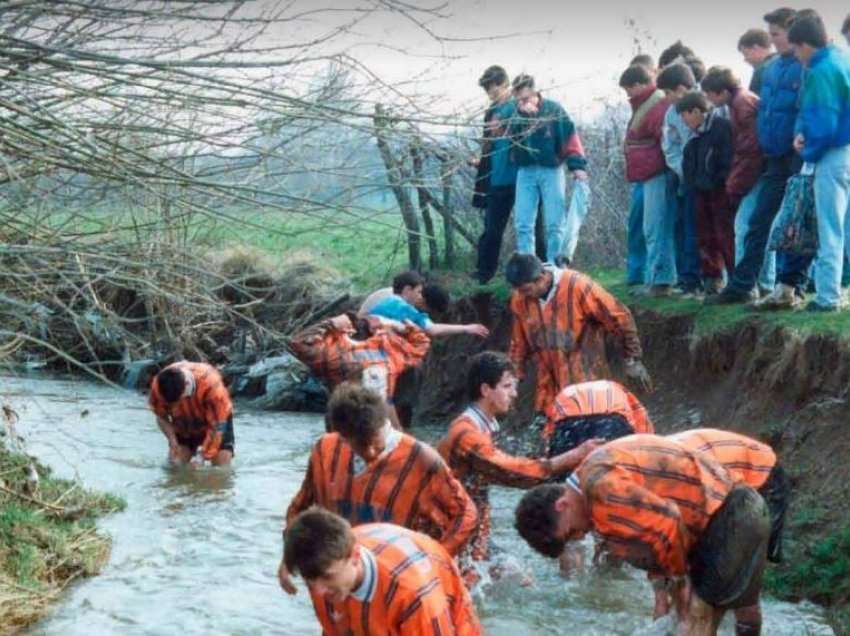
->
[643, 171, 677, 286]
[673, 183, 701, 288]
[626, 182, 646, 284]
[735, 178, 776, 290]
[813, 145, 850, 307]
[514, 165, 567, 261]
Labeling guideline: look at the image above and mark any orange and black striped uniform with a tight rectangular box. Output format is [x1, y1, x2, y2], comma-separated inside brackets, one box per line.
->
[289, 317, 430, 399]
[437, 405, 550, 561]
[546, 380, 654, 440]
[509, 266, 642, 413]
[668, 429, 776, 490]
[148, 361, 232, 460]
[311, 523, 482, 636]
[576, 434, 734, 576]
[287, 432, 477, 557]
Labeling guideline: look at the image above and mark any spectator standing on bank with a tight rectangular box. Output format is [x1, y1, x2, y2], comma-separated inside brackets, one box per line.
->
[790, 14, 850, 311]
[508, 74, 588, 265]
[738, 28, 778, 94]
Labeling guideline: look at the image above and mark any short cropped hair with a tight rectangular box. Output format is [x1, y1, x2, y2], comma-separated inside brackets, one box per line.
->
[479, 65, 509, 90]
[788, 14, 828, 49]
[422, 283, 449, 314]
[656, 63, 696, 92]
[504, 252, 544, 287]
[515, 484, 568, 558]
[392, 270, 424, 295]
[629, 53, 655, 69]
[738, 28, 771, 50]
[466, 351, 514, 402]
[156, 366, 186, 403]
[764, 8, 796, 29]
[659, 41, 705, 83]
[676, 91, 711, 114]
[512, 73, 535, 92]
[701, 66, 741, 94]
[326, 382, 387, 446]
[284, 507, 355, 580]
[619, 64, 653, 88]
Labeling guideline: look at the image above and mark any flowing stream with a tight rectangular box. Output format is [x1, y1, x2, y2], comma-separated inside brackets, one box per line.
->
[4, 374, 833, 635]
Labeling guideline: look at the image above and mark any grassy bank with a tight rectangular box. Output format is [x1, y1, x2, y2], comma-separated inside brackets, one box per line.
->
[0, 439, 124, 632]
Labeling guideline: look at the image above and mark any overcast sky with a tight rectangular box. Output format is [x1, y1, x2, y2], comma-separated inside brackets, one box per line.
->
[311, 0, 850, 122]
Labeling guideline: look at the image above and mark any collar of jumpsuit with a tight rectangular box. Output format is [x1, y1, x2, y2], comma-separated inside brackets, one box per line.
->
[540, 264, 564, 305]
[181, 370, 196, 398]
[349, 545, 378, 603]
[351, 420, 402, 476]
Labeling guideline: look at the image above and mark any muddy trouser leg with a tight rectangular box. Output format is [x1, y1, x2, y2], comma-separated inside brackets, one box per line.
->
[758, 465, 790, 563]
[546, 414, 634, 481]
[734, 603, 763, 635]
[689, 486, 770, 610]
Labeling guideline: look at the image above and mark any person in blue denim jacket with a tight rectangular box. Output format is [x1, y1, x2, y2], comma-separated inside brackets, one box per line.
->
[790, 13, 850, 311]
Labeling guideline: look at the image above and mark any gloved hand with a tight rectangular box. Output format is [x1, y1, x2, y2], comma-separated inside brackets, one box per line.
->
[624, 358, 653, 393]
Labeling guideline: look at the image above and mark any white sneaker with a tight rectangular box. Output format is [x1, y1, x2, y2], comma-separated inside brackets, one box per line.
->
[753, 284, 800, 311]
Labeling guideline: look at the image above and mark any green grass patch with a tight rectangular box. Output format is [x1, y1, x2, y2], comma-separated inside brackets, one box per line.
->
[764, 524, 850, 606]
[590, 268, 850, 341]
[0, 444, 125, 630]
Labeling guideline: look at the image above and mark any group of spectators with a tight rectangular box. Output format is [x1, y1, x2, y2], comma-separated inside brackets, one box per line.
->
[474, 7, 850, 313]
[622, 8, 850, 313]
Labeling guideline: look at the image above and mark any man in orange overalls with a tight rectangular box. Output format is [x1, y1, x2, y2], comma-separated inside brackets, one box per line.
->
[437, 351, 599, 577]
[284, 507, 482, 636]
[148, 361, 234, 466]
[515, 434, 771, 635]
[278, 383, 477, 595]
[504, 253, 652, 429]
[289, 313, 430, 429]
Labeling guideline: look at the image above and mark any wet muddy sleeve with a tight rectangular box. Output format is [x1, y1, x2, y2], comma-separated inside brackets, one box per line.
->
[626, 390, 654, 434]
[199, 385, 233, 460]
[508, 301, 530, 379]
[285, 445, 320, 530]
[424, 458, 478, 557]
[578, 278, 642, 359]
[455, 427, 550, 488]
[585, 464, 689, 576]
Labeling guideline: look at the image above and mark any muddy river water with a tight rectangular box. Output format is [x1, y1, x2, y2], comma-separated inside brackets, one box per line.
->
[3, 374, 833, 635]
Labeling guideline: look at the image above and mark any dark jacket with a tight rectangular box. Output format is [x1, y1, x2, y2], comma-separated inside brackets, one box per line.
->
[756, 52, 802, 157]
[682, 110, 733, 192]
[508, 95, 587, 170]
[472, 104, 496, 209]
[624, 85, 670, 182]
[726, 88, 764, 200]
[749, 53, 778, 95]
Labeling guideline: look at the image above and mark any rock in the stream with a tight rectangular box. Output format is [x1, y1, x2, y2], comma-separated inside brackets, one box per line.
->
[246, 354, 328, 412]
[121, 359, 161, 391]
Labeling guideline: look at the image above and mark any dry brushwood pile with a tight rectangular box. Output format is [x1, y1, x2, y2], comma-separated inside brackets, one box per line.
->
[0, 242, 350, 380]
[0, 407, 125, 633]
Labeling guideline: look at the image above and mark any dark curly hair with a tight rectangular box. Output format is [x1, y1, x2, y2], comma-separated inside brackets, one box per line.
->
[514, 484, 568, 558]
[466, 351, 514, 402]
